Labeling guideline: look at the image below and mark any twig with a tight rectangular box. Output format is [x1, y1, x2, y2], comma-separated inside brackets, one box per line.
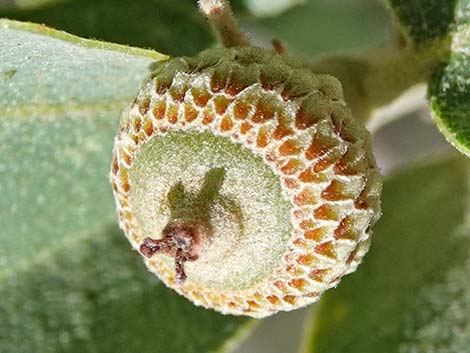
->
[198, 0, 250, 47]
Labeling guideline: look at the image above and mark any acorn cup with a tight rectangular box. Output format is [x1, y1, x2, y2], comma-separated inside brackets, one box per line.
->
[109, 0, 382, 318]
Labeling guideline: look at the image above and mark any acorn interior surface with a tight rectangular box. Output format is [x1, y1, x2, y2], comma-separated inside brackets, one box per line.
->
[110, 47, 382, 318]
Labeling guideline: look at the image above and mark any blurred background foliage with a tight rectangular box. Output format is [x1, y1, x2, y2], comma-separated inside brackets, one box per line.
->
[0, 0, 391, 57]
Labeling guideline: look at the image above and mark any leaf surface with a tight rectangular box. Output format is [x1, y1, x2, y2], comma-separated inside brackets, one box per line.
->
[384, 1, 470, 156]
[429, 23, 470, 157]
[0, 20, 253, 352]
[0, 0, 213, 56]
[301, 156, 470, 353]
[386, 0, 464, 44]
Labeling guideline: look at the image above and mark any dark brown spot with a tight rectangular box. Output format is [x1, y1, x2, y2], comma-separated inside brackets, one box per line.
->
[140, 223, 202, 283]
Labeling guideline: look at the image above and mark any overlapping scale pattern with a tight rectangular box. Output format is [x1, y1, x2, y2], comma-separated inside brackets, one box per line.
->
[110, 47, 382, 317]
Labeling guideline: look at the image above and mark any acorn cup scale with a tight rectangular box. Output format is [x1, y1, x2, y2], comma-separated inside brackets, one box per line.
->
[109, 1, 382, 318]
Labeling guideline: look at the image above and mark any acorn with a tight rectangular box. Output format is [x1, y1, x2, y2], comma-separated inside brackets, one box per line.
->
[109, 0, 382, 318]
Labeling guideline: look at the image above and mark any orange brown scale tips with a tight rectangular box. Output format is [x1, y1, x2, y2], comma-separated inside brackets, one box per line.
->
[321, 179, 351, 201]
[298, 167, 326, 183]
[142, 119, 154, 136]
[192, 88, 211, 107]
[273, 119, 293, 140]
[214, 96, 232, 115]
[252, 99, 276, 123]
[210, 75, 226, 93]
[313, 156, 335, 173]
[304, 227, 328, 242]
[184, 103, 198, 122]
[315, 241, 336, 259]
[247, 300, 261, 309]
[167, 105, 179, 124]
[169, 85, 188, 103]
[314, 204, 338, 221]
[109, 46, 382, 318]
[138, 99, 150, 115]
[233, 100, 251, 120]
[334, 216, 357, 240]
[112, 159, 119, 174]
[220, 116, 234, 132]
[152, 99, 167, 120]
[355, 188, 372, 210]
[266, 295, 280, 305]
[283, 295, 296, 304]
[289, 278, 307, 290]
[295, 107, 316, 130]
[240, 122, 253, 134]
[297, 254, 314, 266]
[284, 178, 300, 189]
[280, 159, 305, 175]
[294, 187, 317, 206]
[279, 139, 301, 156]
[133, 117, 142, 132]
[299, 219, 314, 230]
[309, 269, 329, 282]
[256, 127, 270, 148]
[226, 81, 244, 96]
[202, 111, 214, 125]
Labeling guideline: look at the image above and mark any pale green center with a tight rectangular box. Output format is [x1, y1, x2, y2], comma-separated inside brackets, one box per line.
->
[129, 130, 293, 290]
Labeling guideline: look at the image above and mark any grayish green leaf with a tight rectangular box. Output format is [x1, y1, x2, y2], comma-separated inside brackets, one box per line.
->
[0, 223, 254, 353]
[387, 0, 459, 44]
[429, 25, 470, 157]
[386, 0, 470, 45]
[0, 20, 254, 352]
[389, 0, 470, 156]
[0, 0, 213, 56]
[301, 156, 470, 353]
[385, 1, 470, 156]
[0, 19, 165, 272]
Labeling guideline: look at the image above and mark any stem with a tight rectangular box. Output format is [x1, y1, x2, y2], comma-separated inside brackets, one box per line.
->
[140, 222, 204, 283]
[198, 0, 250, 47]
